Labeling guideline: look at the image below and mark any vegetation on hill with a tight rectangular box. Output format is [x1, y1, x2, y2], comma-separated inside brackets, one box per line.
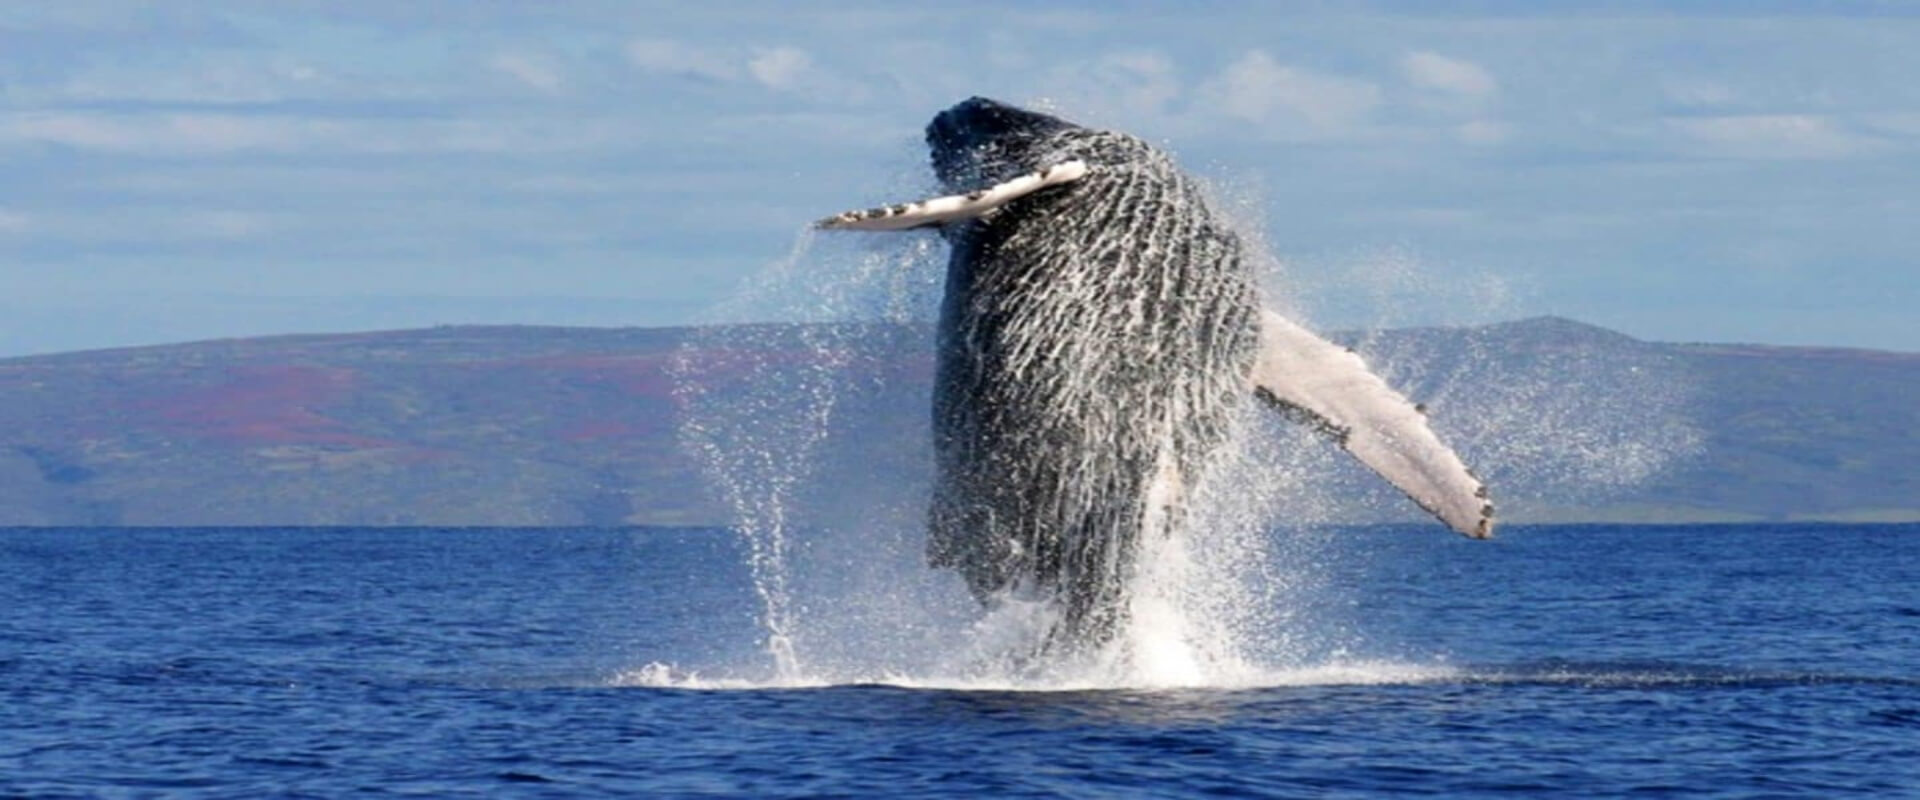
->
[2, 319, 1914, 526]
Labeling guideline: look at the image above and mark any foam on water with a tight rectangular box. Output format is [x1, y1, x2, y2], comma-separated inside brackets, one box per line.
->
[663, 157, 1700, 692]
[609, 658, 1463, 693]
[609, 657, 1920, 694]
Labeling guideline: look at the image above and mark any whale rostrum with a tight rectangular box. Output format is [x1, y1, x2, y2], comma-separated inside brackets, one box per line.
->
[818, 97, 1491, 653]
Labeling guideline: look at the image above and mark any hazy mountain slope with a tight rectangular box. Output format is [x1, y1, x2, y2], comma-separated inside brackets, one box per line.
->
[1, 319, 1913, 526]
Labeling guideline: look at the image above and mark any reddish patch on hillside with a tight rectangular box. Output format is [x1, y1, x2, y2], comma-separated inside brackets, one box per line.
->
[504, 354, 676, 397]
[455, 355, 676, 442]
[139, 365, 398, 449]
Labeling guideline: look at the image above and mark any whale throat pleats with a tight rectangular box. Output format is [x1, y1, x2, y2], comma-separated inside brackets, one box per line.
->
[805, 97, 1493, 655]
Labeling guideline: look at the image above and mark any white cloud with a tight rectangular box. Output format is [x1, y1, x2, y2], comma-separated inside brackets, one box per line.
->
[747, 46, 813, 91]
[624, 39, 858, 101]
[490, 52, 564, 93]
[1198, 50, 1380, 136]
[1033, 50, 1183, 127]
[625, 38, 741, 82]
[0, 111, 288, 153]
[1663, 79, 1736, 108]
[1105, 52, 1182, 115]
[15, 52, 350, 108]
[0, 111, 625, 156]
[1096, 51, 1182, 117]
[1670, 114, 1885, 159]
[1401, 51, 1497, 98]
[744, 46, 865, 102]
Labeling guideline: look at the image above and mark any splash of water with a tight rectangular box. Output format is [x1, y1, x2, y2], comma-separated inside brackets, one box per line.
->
[668, 229, 955, 684]
[664, 233, 1384, 689]
[661, 176, 1700, 691]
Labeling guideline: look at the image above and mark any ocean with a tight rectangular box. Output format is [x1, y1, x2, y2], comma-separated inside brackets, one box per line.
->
[4, 524, 1916, 798]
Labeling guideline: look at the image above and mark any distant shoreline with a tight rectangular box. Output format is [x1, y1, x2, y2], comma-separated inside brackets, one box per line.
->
[4, 318, 1916, 527]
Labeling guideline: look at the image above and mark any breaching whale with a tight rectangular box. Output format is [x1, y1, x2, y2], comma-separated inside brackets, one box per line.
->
[818, 97, 1491, 652]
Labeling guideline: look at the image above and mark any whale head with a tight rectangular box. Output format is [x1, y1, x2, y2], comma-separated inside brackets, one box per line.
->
[926, 97, 1082, 192]
[815, 97, 1131, 231]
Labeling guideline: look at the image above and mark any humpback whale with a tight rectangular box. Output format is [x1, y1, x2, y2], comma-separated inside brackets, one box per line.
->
[818, 97, 1491, 652]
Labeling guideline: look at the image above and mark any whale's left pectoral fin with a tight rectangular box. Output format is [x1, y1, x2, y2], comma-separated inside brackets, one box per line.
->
[1251, 310, 1494, 538]
[814, 160, 1088, 231]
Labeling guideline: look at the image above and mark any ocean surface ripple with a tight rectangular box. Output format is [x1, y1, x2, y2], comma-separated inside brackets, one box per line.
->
[3, 524, 1917, 798]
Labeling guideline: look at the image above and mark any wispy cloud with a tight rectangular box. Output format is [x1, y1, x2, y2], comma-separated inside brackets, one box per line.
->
[0, 111, 307, 153]
[1037, 50, 1183, 124]
[623, 38, 862, 102]
[626, 38, 742, 83]
[490, 51, 564, 93]
[3, 2, 1919, 355]
[1662, 79, 1737, 109]
[1196, 50, 1381, 138]
[1401, 51, 1497, 98]
[1669, 114, 1885, 159]
[15, 49, 344, 107]
[0, 110, 630, 156]
[746, 47, 812, 90]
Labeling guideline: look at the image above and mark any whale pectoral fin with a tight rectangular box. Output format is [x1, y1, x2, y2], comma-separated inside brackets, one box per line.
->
[814, 160, 1089, 231]
[1251, 310, 1494, 538]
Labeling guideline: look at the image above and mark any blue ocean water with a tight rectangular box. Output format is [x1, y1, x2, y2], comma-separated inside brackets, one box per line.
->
[3, 524, 1917, 798]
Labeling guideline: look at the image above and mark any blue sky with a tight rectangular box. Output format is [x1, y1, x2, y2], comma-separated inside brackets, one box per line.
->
[3, 1, 1918, 357]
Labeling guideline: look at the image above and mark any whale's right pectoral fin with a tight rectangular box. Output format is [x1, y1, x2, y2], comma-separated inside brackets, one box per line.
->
[1251, 310, 1494, 538]
[814, 160, 1088, 231]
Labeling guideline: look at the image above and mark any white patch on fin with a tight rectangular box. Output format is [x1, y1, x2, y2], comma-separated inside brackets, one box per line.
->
[1250, 310, 1494, 538]
[815, 160, 1089, 231]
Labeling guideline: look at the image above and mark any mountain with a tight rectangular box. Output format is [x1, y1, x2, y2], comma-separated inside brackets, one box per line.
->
[1335, 317, 1920, 522]
[2, 318, 1915, 526]
[0, 326, 704, 526]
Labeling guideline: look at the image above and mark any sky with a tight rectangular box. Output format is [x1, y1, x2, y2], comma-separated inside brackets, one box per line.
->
[3, 1, 1918, 358]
